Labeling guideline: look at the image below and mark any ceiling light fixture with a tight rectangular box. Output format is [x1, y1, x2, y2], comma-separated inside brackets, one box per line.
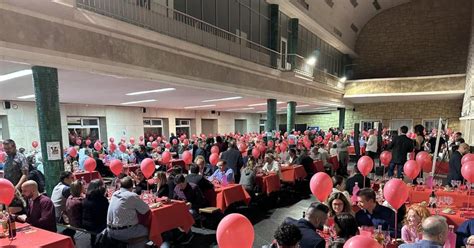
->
[339, 77, 347, 83]
[296, 105, 310, 108]
[201, 96, 242, 103]
[184, 104, 216, 109]
[248, 101, 284, 107]
[120, 99, 157, 105]
[306, 57, 317, 66]
[17, 94, 35, 99]
[227, 107, 255, 111]
[0, 69, 32, 82]
[125, 88, 176, 96]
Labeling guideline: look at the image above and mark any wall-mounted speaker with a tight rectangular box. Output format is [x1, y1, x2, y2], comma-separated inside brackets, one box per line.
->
[218, 111, 221, 116]
[211, 110, 216, 114]
[142, 107, 147, 113]
[3, 101, 11, 109]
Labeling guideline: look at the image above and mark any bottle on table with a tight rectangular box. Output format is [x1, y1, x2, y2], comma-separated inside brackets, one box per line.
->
[7, 213, 16, 239]
[429, 191, 437, 208]
[374, 225, 385, 245]
[1, 211, 7, 235]
[443, 225, 456, 248]
[351, 182, 360, 205]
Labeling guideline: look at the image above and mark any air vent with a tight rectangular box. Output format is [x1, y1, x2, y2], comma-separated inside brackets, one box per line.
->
[333, 27, 342, 37]
[350, 0, 358, 7]
[325, 0, 334, 8]
[350, 23, 359, 33]
[373, 0, 381, 10]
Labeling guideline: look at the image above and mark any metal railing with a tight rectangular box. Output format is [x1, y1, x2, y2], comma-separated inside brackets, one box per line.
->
[76, 0, 280, 68]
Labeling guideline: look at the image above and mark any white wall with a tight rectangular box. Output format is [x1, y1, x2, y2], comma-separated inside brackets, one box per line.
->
[1, 101, 263, 149]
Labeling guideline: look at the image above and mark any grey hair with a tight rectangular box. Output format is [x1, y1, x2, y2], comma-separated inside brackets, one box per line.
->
[422, 216, 448, 237]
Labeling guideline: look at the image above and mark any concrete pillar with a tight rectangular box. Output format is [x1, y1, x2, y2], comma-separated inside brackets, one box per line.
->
[461, 3, 474, 144]
[266, 99, 277, 132]
[32, 66, 64, 195]
[269, 4, 280, 68]
[338, 107, 346, 129]
[287, 101, 296, 132]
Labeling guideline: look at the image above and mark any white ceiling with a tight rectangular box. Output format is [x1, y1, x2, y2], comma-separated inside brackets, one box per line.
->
[0, 60, 329, 114]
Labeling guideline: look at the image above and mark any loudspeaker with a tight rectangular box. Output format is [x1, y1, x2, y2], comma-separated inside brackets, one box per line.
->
[211, 110, 216, 114]
[3, 101, 11, 109]
[354, 123, 360, 157]
[142, 107, 147, 113]
[218, 112, 221, 116]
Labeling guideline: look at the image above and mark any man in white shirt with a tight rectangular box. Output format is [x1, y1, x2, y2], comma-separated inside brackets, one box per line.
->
[263, 154, 281, 178]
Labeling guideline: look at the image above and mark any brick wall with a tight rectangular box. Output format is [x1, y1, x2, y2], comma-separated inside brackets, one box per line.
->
[354, 0, 472, 79]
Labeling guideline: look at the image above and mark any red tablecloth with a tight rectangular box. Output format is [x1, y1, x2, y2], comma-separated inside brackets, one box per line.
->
[408, 188, 474, 208]
[0, 223, 74, 248]
[281, 165, 307, 183]
[125, 164, 140, 173]
[138, 200, 194, 245]
[313, 160, 325, 173]
[348, 146, 366, 155]
[211, 184, 251, 211]
[428, 208, 466, 229]
[436, 161, 449, 174]
[73, 171, 102, 183]
[256, 174, 281, 195]
[329, 156, 339, 170]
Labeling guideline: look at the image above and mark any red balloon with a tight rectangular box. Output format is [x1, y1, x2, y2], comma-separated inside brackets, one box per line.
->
[357, 156, 374, 177]
[304, 140, 311, 149]
[310, 173, 333, 202]
[156, 137, 162, 143]
[109, 137, 115, 143]
[379, 151, 392, 167]
[280, 142, 288, 152]
[0, 178, 15, 206]
[109, 143, 117, 153]
[211, 146, 220, 154]
[85, 139, 92, 146]
[0, 152, 5, 163]
[172, 139, 178, 145]
[119, 144, 127, 153]
[416, 152, 432, 173]
[152, 141, 159, 149]
[68, 147, 77, 158]
[462, 153, 474, 165]
[165, 143, 171, 149]
[383, 178, 408, 210]
[183, 139, 190, 146]
[75, 139, 82, 146]
[149, 136, 154, 142]
[251, 148, 260, 158]
[404, 160, 421, 180]
[32, 141, 39, 148]
[289, 139, 295, 145]
[84, 157, 97, 172]
[343, 235, 382, 248]
[210, 153, 219, 166]
[162, 151, 171, 164]
[267, 140, 274, 148]
[109, 159, 123, 176]
[217, 213, 254, 248]
[140, 158, 155, 179]
[258, 144, 266, 153]
[129, 137, 135, 145]
[182, 151, 192, 165]
[94, 142, 102, 151]
[462, 161, 474, 183]
[239, 143, 247, 153]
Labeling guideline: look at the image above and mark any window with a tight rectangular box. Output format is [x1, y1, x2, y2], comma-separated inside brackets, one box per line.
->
[67, 117, 100, 146]
[360, 120, 381, 132]
[423, 119, 446, 134]
[176, 119, 191, 137]
[259, 119, 266, 133]
[389, 119, 413, 132]
[144, 118, 164, 140]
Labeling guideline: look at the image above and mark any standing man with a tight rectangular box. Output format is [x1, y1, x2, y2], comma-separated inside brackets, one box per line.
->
[387, 126, 414, 178]
[366, 129, 378, 160]
[220, 141, 243, 182]
[448, 143, 470, 186]
[2, 139, 29, 191]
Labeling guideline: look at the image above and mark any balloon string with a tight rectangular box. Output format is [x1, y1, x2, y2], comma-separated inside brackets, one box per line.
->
[363, 176, 366, 188]
[395, 212, 398, 240]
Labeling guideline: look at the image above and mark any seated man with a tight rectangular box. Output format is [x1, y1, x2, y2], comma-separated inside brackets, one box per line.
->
[270, 222, 302, 248]
[51, 171, 73, 222]
[295, 202, 328, 248]
[262, 154, 281, 178]
[355, 188, 395, 236]
[456, 218, 474, 246]
[400, 216, 448, 248]
[345, 166, 371, 195]
[286, 148, 298, 165]
[174, 174, 206, 219]
[208, 160, 234, 184]
[18, 180, 56, 232]
[185, 164, 214, 192]
[107, 176, 156, 247]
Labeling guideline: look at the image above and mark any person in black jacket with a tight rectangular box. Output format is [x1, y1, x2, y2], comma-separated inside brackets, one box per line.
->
[185, 164, 214, 192]
[295, 202, 328, 248]
[387, 126, 414, 178]
[220, 141, 243, 182]
[448, 143, 470, 186]
[155, 171, 169, 198]
[82, 179, 109, 247]
[345, 166, 371, 195]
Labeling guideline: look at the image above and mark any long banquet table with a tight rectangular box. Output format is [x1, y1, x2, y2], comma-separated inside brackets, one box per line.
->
[281, 165, 307, 183]
[206, 184, 251, 212]
[73, 170, 102, 183]
[256, 173, 281, 195]
[0, 223, 75, 248]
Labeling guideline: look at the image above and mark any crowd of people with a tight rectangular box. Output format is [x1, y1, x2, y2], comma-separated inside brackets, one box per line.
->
[0, 123, 473, 247]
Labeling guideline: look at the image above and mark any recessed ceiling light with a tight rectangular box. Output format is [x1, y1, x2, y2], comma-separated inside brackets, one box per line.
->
[184, 104, 216, 109]
[120, 99, 157, 105]
[17, 94, 35, 99]
[201, 96, 242, 103]
[296, 105, 310, 108]
[0, 69, 32, 82]
[248, 101, 284, 107]
[125, 88, 176, 96]
[227, 107, 254, 111]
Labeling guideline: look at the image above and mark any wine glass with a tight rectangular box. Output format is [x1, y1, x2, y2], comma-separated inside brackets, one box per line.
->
[451, 180, 456, 188]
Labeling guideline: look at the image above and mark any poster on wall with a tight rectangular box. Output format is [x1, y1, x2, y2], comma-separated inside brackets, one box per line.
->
[46, 141, 61, 161]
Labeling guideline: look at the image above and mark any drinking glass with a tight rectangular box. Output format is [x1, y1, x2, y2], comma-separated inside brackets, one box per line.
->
[451, 180, 456, 188]
[383, 231, 391, 248]
[445, 197, 453, 207]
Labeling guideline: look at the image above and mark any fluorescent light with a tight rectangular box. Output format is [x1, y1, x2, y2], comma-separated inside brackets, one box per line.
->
[227, 107, 254, 111]
[126, 88, 175, 96]
[296, 105, 310, 108]
[339, 77, 347, 83]
[120, 99, 157, 105]
[184, 104, 216, 109]
[306, 57, 317, 66]
[0, 69, 32, 82]
[248, 101, 284, 107]
[17, 94, 35, 99]
[257, 110, 267, 113]
[201, 96, 242, 103]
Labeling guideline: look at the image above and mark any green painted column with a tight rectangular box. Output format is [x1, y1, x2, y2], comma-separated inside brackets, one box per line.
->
[338, 107, 346, 129]
[287, 101, 296, 132]
[288, 18, 299, 68]
[266, 99, 277, 132]
[269, 4, 280, 68]
[32, 66, 64, 195]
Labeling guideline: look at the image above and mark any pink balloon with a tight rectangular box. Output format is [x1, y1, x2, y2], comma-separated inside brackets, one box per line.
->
[85, 139, 92, 146]
[75, 139, 82, 146]
[343, 235, 382, 248]
[416, 151, 432, 172]
[211, 146, 220, 154]
[239, 143, 247, 153]
[149, 136, 154, 142]
[0, 152, 5, 163]
[210, 153, 219, 166]
[258, 144, 266, 153]
[383, 178, 408, 210]
[68, 147, 78, 158]
[288, 139, 295, 145]
[0, 178, 15, 206]
[162, 151, 171, 164]
[84, 157, 97, 172]
[109, 159, 123, 176]
[119, 144, 127, 153]
[310, 172, 333, 202]
[165, 143, 171, 149]
[462, 161, 474, 183]
[172, 139, 178, 145]
[462, 153, 474, 165]
[404, 160, 421, 180]
[152, 141, 159, 149]
[217, 214, 254, 248]
[109, 137, 115, 143]
[182, 151, 192, 165]
[251, 148, 260, 158]
[129, 137, 135, 145]
[32, 141, 39, 148]
[357, 156, 374, 177]
[379, 151, 392, 167]
[267, 140, 274, 148]
[94, 142, 102, 151]
[109, 143, 117, 153]
[140, 158, 155, 179]
[183, 139, 190, 146]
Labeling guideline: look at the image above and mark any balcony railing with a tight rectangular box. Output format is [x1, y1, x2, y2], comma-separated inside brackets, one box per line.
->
[76, 0, 279, 68]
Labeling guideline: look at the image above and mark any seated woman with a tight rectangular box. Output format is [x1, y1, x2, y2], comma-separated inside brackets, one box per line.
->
[155, 171, 170, 198]
[82, 179, 109, 246]
[327, 192, 353, 218]
[329, 212, 359, 248]
[401, 204, 431, 243]
[332, 175, 351, 202]
[65, 180, 84, 228]
[131, 169, 156, 195]
[239, 159, 256, 194]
